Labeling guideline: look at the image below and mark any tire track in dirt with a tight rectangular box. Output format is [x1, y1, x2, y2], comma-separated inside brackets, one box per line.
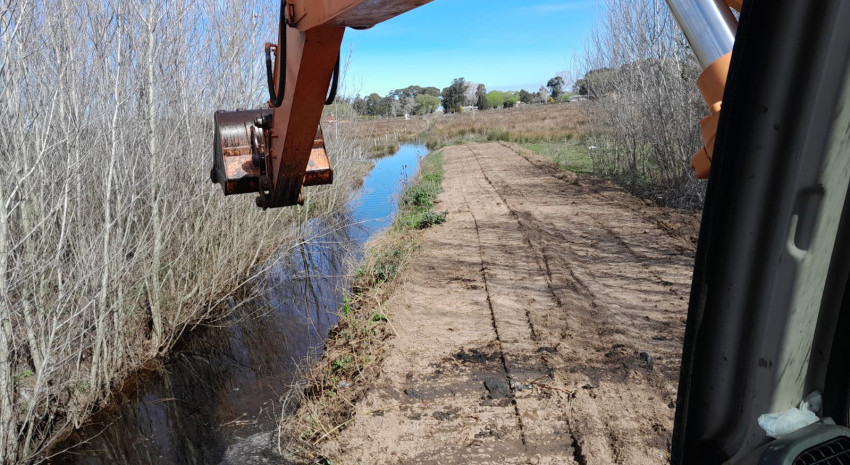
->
[458, 148, 531, 450]
[460, 145, 574, 463]
[466, 144, 600, 463]
[460, 143, 690, 463]
[319, 142, 698, 465]
[466, 144, 621, 463]
[500, 141, 699, 258]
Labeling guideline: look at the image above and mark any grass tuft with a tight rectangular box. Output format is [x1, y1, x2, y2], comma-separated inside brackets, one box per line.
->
[368, 142, 400, 158]
[401, 210, 447, 230]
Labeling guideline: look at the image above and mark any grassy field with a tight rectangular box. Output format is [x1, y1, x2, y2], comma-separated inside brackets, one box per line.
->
[428, 103, 591, 148]
[336, 102, 593, 154]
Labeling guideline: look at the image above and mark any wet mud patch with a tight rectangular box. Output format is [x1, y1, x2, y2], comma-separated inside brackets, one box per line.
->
[452, 346, 502, 365]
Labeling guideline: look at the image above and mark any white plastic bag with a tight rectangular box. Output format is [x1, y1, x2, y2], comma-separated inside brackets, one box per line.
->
[758, 406, 819, 438]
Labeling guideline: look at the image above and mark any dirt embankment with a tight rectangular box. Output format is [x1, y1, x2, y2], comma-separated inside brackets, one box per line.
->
[311, 142, 700, 464]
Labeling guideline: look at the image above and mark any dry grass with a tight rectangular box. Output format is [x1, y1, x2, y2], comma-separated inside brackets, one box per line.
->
[339, 118, 428, 154]
[335, 102, 593, 153]
[423, 102, 593, 148]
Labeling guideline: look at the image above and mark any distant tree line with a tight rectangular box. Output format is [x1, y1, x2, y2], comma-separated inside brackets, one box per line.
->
[349, 85, 441, 117]
[344, 73, 573, 117]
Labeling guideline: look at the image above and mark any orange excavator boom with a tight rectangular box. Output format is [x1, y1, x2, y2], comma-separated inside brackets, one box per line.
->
[210, 0, 433, 208]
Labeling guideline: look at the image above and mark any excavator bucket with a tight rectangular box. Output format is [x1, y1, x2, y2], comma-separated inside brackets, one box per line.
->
[211, 109, 333, 199]
[211, 109, 267, 196]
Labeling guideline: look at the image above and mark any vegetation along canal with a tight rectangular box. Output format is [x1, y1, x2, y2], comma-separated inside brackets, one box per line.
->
[49, 144, 430, 465]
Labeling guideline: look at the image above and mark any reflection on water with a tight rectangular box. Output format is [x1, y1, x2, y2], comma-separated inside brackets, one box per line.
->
[49, 144, 428, 465]
[349, 143, 428, 242]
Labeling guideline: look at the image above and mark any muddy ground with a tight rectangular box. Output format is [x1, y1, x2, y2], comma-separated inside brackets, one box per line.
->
[317, 142, 700, 464]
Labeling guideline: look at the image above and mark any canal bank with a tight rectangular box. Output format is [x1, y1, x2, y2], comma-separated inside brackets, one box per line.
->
[49, 144, 429, 465]
[278, 149, 447, 462]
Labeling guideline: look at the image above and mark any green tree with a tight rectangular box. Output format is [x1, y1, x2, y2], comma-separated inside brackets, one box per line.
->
[573, 78, 589, 96]
[574, 67, 619, 98]
[475, 84, 488, 110]
[383, 96, 401, 117]
[479, 91, 518, 109]
[365, 93, 383, 115]
[389, 85, 422, 101]
[352, 95, 367, 115]
[486, 90, 505, 109]
[441, 77, 467, 113]
[547, 75, 565, 101]
[414, 94, 440, 115]
[422, 86, 441, 97]
[518, 89, 533, 104]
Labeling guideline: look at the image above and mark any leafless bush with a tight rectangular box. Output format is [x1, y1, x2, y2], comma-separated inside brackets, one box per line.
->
[0, 1, 366, 463]
[580, 0, 707, 208]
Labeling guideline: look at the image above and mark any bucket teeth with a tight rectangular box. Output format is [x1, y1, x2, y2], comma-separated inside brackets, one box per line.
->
[304, 126, 333, 187]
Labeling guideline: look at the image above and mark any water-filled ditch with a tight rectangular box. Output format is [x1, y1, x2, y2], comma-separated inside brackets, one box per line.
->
[50, 143, 428, 465]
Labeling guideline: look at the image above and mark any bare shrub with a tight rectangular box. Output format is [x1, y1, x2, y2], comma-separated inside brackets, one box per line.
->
[0, 1, 366, 462]
[580, 0, 707, 208]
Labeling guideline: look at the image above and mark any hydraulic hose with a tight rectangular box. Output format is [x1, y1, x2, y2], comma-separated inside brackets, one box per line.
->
[325, 53, 340, 105]
[266, 0, 286, 107]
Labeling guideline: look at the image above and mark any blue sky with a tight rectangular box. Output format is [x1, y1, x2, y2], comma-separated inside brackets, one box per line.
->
[339, 0, 598, 97]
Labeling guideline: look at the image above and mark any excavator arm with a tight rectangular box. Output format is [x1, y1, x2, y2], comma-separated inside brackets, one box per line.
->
[210, 0, 433, 208]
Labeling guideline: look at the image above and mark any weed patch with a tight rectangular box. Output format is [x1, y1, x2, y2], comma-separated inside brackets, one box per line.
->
[522, 139, 594, 174]
[400, 210, 447, 230]
[355, 234, 416, 286]
[368, 142, 400, 158]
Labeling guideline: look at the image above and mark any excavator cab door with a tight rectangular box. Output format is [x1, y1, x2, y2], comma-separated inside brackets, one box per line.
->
[673, 0, 850, 463]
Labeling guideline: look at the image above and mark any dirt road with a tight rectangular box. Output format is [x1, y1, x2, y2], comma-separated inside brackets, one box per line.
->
[319, 142, 699, 464]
